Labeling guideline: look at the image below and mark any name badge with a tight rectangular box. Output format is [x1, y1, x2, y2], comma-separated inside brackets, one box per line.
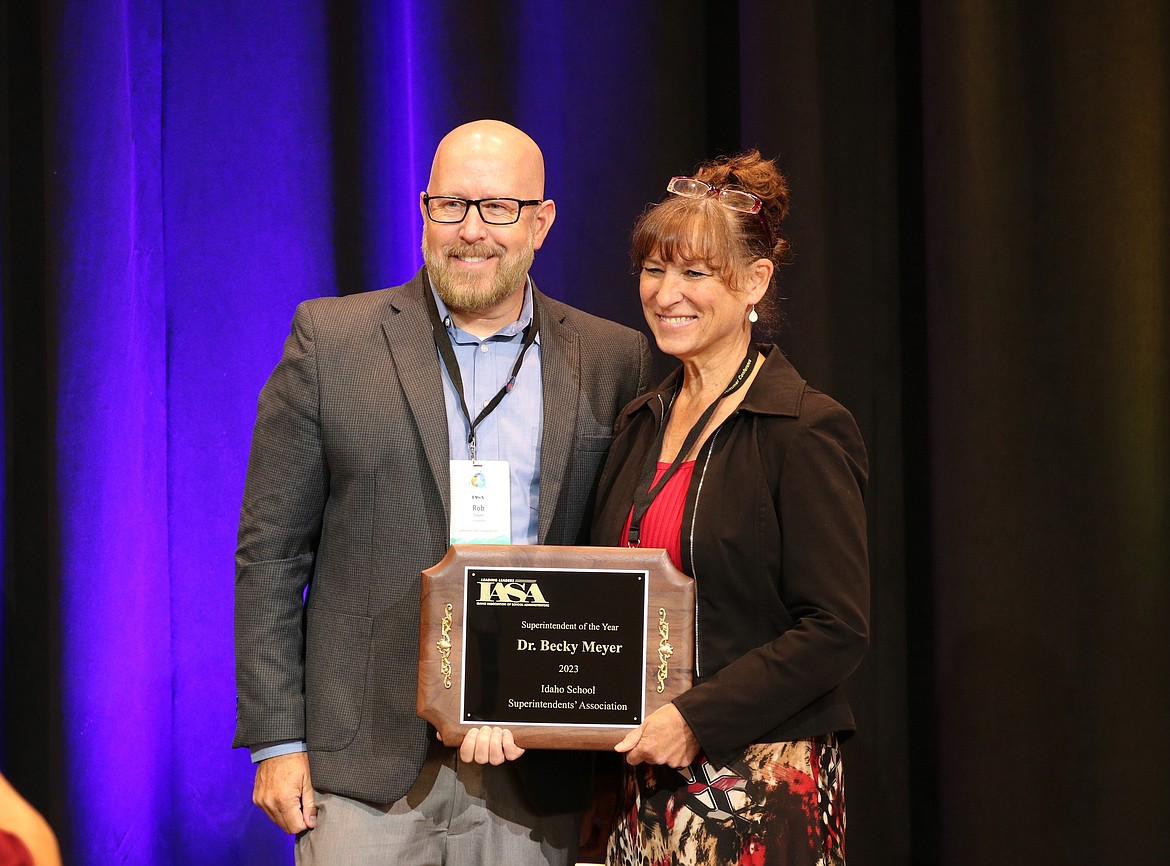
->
[449, 460, 512, 545]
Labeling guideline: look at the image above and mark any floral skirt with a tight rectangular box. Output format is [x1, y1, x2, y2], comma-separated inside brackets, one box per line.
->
[606, 736, 846, 866]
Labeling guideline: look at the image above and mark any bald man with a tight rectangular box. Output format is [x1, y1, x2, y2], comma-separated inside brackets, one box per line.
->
[233, 120, 651, 864]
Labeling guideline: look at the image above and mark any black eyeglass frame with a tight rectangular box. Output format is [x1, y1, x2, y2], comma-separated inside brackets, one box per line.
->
[422, 194, 543, 225]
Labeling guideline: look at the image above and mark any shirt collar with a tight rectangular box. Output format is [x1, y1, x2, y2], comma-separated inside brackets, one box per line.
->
[427, 275, 538, 343]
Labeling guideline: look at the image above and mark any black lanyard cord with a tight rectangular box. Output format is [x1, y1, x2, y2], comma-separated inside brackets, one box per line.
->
[425, 285, 540, 462]
[626, 346, 757, 546]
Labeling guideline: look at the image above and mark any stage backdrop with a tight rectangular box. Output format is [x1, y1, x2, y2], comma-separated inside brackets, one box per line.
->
[2, 1, 1168, 865]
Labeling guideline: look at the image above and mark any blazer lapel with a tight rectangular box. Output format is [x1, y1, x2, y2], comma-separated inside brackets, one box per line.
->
[535, 290, 579, 543]
[382, 271, 452, 519]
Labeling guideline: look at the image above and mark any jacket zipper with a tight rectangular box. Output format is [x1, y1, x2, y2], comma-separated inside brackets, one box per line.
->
[688, 427, 723, 680]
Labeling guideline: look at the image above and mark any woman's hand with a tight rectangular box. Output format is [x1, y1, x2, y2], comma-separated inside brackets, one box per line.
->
[614, 702, 699, 768]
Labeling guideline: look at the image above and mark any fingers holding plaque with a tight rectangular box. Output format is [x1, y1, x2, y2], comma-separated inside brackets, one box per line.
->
[418, 545, 695, 750]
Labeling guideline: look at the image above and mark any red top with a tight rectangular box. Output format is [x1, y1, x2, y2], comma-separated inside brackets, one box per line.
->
[0, 830, 33, 866]
[622, 461, 695, 571]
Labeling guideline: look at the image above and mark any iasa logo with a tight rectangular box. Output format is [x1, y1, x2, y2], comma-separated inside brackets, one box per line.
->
[475, 578, 549, 607]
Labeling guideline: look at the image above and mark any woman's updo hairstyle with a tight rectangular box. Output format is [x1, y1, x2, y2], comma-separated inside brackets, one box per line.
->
[630, 150, 790, 326]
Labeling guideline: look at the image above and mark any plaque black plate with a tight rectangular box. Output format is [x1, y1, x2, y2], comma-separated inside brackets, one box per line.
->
[462, 566, 646, 727]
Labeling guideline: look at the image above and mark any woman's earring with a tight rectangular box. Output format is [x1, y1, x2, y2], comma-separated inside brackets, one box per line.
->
[748, 306, 759, 323]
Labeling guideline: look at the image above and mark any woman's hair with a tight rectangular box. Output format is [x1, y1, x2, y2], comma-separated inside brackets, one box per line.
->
[631, 150, 790, 325]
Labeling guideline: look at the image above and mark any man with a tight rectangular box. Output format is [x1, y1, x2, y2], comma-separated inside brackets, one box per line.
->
[233, 120, 651, 864]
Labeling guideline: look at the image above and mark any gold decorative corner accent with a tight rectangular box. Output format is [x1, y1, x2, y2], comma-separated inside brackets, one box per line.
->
[438, 603, 453, 689]
[655, 607, 673, 693]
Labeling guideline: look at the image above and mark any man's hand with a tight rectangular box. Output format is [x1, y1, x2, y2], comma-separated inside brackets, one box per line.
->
[253, 752, 317, 834]
[456, 725, 526, 765]
[614, 703, 699, 768]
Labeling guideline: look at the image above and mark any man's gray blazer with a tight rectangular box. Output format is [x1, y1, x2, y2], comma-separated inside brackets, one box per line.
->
[233, 268, 652, 805]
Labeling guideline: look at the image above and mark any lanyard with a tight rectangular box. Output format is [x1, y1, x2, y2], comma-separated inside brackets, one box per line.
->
[425, 286, 540, 461]
[626, 347, 757, 546]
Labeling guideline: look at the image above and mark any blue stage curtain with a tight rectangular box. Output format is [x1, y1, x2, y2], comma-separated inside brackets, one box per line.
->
[44, 0, 175, 860]
[42, 1, 339, 861]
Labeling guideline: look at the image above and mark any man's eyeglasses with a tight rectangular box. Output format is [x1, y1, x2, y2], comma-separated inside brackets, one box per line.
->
[423, 194, 542, 225]
[665, 176, 773, 244]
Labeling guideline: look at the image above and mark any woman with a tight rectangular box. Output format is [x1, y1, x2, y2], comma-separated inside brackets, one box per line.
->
[592, 152, 869, 866]
[0, 773, 61, 866]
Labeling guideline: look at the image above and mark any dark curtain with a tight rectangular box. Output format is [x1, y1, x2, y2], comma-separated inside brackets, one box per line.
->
[920, 3, 1170, 863]
[2, 1, 1167, 863]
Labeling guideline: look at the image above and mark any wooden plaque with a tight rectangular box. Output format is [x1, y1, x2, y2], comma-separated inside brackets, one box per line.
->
[418, 544, 695, 750]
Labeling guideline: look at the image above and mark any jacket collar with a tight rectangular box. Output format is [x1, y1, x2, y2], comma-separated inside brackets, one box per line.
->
[628, 343, 807, 424]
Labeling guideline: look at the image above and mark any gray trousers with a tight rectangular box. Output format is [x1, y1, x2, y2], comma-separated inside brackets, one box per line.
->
[295, 743, 581, 866]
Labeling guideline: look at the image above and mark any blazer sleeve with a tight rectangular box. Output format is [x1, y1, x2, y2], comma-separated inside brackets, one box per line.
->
[233, 301, 328, 749]
[635, 333, 653, 396]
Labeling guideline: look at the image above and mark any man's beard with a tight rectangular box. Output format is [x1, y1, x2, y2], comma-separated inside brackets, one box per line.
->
[422, 231, 536, 315]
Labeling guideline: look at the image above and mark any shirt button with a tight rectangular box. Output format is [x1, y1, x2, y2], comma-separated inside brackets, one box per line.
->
[480, 344, 489, 353]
